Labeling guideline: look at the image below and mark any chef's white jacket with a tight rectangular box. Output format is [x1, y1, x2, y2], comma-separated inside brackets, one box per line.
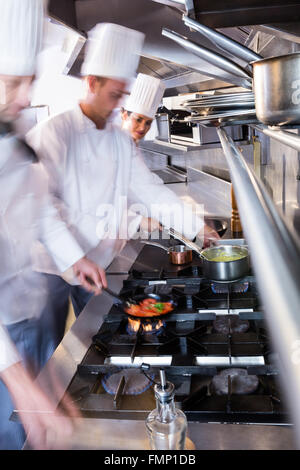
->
[27, 104, 203, 282]
[0, 134, 85, 371]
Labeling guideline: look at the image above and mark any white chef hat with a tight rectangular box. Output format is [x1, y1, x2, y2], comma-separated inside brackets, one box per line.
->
[125, 73, 166, 119]
[81, 23, 145, 81]
[0, 0, 45, 76]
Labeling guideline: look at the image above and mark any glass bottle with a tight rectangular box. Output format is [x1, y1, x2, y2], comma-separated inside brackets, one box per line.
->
[146, 369, 187, 450]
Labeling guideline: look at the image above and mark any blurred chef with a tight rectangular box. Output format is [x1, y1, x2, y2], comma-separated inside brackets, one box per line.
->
[27, 22, 218, 347]
[0, 0, 107, 450]
[27, 23, 146, 331]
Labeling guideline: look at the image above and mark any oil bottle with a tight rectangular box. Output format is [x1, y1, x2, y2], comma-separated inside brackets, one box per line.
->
[146, 369, 187, 450]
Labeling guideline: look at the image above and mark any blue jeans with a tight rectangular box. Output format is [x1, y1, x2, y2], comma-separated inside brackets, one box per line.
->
[39, 274, 93, 358]
[0, 318, 47, 450]
[0, 277, 92, 450]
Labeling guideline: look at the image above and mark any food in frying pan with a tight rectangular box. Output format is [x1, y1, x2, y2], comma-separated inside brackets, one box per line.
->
[125, 298, 174, 317]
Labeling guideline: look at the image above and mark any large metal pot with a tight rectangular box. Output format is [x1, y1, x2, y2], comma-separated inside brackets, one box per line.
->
[200, 245, 249, 282]
[251, 53, 300, 126]
[167, 16, 300, 126]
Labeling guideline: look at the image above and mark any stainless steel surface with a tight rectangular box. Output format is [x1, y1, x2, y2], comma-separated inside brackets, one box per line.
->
[156, 113, 170, 142]
[186, 168, 231, 216]
[217, 127, 300, 448]
[35, 419, 296, 450]
[252, 53, 300, 125]
[251, 124, 300, 152]
[180, 17, 300, 125]
[152, 167, 187, 184]
[200, 245, 250, 282]
[198, 308, 253, 315]
[192, 0, 300, 29]
[258, 23, 300, 45]
[161, 28, 253, 89]
[186, 108, 257, 127]
[194, 356, 265, 366]
[183, 15, 261, 64]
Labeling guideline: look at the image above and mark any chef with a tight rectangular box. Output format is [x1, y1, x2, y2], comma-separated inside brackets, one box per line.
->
[121, 73, 165, 144]
[121, 73, 219, 242]
[27, 22, 217, 349]
[0, 0, 107, 450]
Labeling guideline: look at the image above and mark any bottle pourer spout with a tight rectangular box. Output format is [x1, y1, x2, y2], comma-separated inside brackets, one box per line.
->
[159, 369, 167, 389]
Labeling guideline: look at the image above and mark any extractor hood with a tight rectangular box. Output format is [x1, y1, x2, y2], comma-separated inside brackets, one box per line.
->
[46, 0, 300, 94]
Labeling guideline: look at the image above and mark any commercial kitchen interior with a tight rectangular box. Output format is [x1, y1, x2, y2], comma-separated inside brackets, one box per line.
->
[18, 0, 300, 450]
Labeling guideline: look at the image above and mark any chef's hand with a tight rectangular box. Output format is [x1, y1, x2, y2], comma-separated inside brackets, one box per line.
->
[1, 362, 81, 450]
[72, 257, 107, 295]
[201, 223, 220, 248]
[139, 217, 163, 234]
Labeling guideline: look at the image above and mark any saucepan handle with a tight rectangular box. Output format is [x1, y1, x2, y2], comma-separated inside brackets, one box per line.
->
[140, 241, 170, 252]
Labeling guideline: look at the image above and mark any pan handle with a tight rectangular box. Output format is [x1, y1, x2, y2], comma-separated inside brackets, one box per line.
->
[183, 15, 262, 65]
[140, 241, 170, 252]
[102, 287, 124, 304]
[168, 228, 207, 259]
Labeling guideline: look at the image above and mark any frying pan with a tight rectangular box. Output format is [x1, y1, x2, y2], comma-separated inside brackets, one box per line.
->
[165, 17, 300, 126]
[103, 287, 177, 318]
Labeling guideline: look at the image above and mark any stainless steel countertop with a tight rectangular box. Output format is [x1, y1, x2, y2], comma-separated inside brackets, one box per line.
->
[23, 181, 296, 450]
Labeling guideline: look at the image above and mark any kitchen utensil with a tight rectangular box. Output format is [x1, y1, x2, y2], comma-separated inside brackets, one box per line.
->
[183, 91, 256, 124]
[200, 245, 249, 282]
[141, 241, 193, 265]
[185, 109, 258, 127]
[103, 287, 138, 306]
[167, 230, 250, 281]
[181, 16, 300, 126]
[103, 287, 177, 318]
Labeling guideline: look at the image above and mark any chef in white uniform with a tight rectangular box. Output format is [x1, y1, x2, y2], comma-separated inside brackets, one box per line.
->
[121, 73, 165, 144]
[27, 22, 215, 350]
[121, 73, 219, 241]
[0, 0, 107, 450]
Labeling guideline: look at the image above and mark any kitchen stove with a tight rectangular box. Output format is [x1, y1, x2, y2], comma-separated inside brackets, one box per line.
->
[62, 243, 290, 425]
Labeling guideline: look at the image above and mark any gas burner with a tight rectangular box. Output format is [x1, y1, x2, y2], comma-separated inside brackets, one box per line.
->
[211, 282, 249, 294]
[126, 317, 165, 336]
[101, 368, 154, 395]
[210, 368, 259, 395]
[213, 316, 250, 334]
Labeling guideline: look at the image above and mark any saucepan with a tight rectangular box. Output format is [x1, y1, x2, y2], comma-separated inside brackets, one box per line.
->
[142, 227, 249, 281]
[172, 233, 249, 281]
[200, 244, 250, 282]
[166, 230, 249, 282]
[140, 218, 227, 265]
[141, 241, 193, 265]
[164, 17, 300, 126]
